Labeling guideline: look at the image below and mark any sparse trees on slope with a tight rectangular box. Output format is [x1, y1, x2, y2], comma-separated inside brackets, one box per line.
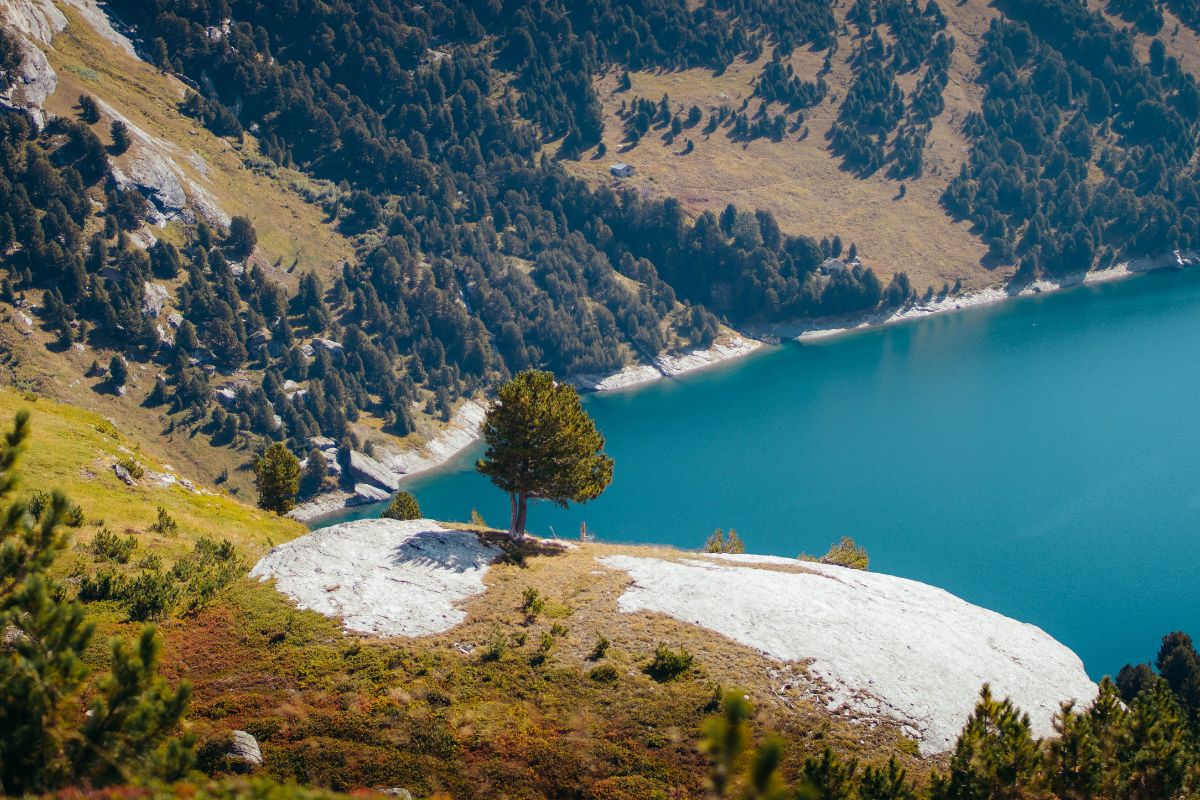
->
[476, 370, 612, 538]
[254, 442, 300, 514]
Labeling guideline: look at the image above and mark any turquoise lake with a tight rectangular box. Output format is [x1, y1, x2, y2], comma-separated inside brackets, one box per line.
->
[321, 267, 1200, 680]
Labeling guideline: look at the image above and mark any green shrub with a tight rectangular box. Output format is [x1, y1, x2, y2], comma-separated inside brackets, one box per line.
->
[136, 553, 163, 571]
[78, 537, 244, 620]
[549, 622, 569, 638]
[124, 569, 180, 621]
[481, 630, 507, 662]
[172, 536, 246, 614]
[800, 536, 869, 570]
[63, 502, 85, 527]
[92, 527, 137, 564]
[704, 528, 745, 554]
[588, 634, 610, 661]
[148, 505, 178, 536]
[646, 642, 694, 682]
[380, 491, 420, 521]
[26, 490, 49, 521]
[531, 632, 555, 665]
[521, 586, 545, 617]
[117, 456, 145, 479]
[78, 568, 127, 601]
[589, 664, 619, 684]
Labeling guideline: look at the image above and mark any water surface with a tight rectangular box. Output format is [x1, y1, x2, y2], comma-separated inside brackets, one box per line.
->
[324, 268, 1200, 679]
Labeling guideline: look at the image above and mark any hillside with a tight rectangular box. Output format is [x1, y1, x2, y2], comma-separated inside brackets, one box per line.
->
[2, 0, 1200, 514]
[10, 388, 1198, 799]
[0, 389, 932, 795]
[0, 390, 1085, 797]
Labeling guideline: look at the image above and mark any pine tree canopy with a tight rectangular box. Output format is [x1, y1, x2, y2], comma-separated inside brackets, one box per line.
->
[254, 442, 300, 515]
[476, 370, 612, 537]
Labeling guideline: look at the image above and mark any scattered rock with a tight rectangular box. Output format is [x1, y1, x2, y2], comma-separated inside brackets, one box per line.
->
[348, 450, 401, 492]
[113, 464, 136, 486]
[142, 282, 170, 318]
[227, 730, 263, 770]
[213, 387, 238, 407]
[379, 789, 413, 799]
[351, 483, 390, 504]
[311, 337, 344, 357]
[307, 435, 335, 450]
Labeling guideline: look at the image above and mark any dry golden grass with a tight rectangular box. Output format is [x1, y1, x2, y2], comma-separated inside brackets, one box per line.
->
[565, 2, 1012, 295]
[431, 531, 929, 777]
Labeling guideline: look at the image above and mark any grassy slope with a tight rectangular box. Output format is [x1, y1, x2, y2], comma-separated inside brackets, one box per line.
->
[13, 387, 929, 798]
[565, 1, 1005, 295]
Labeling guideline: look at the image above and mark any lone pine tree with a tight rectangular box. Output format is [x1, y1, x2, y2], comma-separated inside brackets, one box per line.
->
[477, 370, 612, 538]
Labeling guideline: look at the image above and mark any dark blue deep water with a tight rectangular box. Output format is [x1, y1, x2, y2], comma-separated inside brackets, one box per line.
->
[322, 268, 1200, 679]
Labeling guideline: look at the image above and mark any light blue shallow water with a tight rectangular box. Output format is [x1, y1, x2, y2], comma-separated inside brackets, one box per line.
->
[322, 268, 1200, 679]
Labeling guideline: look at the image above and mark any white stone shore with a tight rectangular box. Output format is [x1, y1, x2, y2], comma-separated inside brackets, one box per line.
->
[601, 552, 1098, 755]
[762, 250, 1200, 342]
[251, 519, 502, 637]
[251, 518, 1097, 756]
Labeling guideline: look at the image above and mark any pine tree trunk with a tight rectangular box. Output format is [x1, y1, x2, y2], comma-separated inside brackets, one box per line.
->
[509, 492, 528, 539]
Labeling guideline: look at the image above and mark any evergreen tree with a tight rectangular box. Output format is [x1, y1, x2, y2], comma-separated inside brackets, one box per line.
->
[78, 94, 100, 124]
[299, 448, 327, 498]
[226, 216, 258, 259]
[254, 442, 299, 514]
[0, 411, 192, 794]
[381, 490, 421, 521]
[108, 355, 128, 390]
[930, 685, 1044, 799]
[110, 120, 131, 155]
[476, 370, 612, 537]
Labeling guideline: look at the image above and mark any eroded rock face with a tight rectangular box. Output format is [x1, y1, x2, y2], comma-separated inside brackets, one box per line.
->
[0, 0, 66, 128]
[348, 449, 401, 492]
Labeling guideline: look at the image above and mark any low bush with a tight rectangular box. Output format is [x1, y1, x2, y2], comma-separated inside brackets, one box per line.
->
[149, 505, 178, 536]
[703, 528, 745, 554]
[589, 664, 619, 684]
[124, 569, 179, 621]
[521, 587, 545, 617]
[646, 642, 694, 682]
[588, 634, 610, 661]
[800, 536, 869, 570]
[78, 536, 245, 620]
[117, 456, 145, 479]
[92, 527, 137, 563]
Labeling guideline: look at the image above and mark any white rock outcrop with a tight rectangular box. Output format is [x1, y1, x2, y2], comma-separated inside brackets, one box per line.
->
[600, 553, 1097, 755]
[376, 400, 487, 477]
[348, 449, 401, 492]
[0, 0, 66, 127]
[250, 519, 502, 637]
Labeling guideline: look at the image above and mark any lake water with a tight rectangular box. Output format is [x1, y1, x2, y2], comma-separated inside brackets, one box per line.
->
[321, 268, 1200, 679]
